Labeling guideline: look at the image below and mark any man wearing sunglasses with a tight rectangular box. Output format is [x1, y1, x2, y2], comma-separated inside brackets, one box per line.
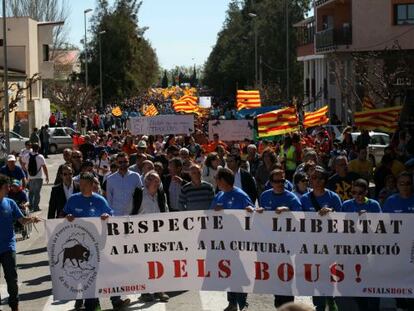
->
[383, 171, 414, 310]
[257, 168, 301, 308]
[300, 166, 341, 311]
[342, 178, 381, 311]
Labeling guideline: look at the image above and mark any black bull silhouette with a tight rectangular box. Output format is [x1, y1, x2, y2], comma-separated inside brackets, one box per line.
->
[54, 242, 91, 269]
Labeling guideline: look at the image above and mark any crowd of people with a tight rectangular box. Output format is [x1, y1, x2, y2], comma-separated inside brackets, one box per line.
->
[1, 107, 414, 311]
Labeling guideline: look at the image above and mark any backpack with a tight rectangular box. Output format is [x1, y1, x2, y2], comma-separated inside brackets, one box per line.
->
[28, 154, 40, 176]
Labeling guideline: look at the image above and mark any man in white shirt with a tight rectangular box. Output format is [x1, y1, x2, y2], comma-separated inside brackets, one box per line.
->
[22, 143, 49, 212]
[106, 152, 142, 215]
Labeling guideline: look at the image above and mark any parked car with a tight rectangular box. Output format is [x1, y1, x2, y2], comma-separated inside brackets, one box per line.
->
[49, 127, 75, 153]
[351, 131, 390, 166]
[0, 131, 30, 156]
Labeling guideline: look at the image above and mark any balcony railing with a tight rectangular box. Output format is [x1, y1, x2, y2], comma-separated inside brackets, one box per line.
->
[315, 25, 352, 51]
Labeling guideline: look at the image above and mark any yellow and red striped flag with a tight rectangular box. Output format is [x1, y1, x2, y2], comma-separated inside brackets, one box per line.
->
[173, 95, 201, 115]
[236, 90, 262, 110]
[354, 106, 402, 133]
[111, 106, 122, 117]
[257, 107, 299, 138]
[303, 106, 329, 128]
[362, 96, 376, 110]
[144, 104, 159, 117]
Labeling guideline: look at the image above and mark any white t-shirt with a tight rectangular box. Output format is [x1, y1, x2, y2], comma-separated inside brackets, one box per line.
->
[22, 152, 46, 179]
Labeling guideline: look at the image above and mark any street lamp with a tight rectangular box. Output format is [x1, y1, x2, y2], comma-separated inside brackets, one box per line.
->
[248, 12, 258, 88]
[285, 0, 290, 101]
[84, 8, 93, 87]
[99, 30, 106, 111]
[2, 0, 10, 153]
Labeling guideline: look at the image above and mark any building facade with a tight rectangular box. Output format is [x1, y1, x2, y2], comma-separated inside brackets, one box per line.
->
[296, 0, 414, 125]
[0, 17, 63, 135]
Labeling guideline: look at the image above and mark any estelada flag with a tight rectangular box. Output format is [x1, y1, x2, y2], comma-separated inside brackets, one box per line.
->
[257, 107, 299, 138]
[354, 106, 402, 133]
[303, 106, 329, 128]
[236, 90, 262, 110]
[111, 106, 122, 117]
[145, 104, 159, 117]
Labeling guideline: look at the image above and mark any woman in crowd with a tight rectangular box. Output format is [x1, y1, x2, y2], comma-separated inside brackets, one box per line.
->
[292, 171, 310, 199]
[255, 148, 277, 195]
[202, 152, 222, 188]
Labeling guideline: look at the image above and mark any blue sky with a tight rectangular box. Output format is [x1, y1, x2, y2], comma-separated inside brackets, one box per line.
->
[68, 0, 231, 69]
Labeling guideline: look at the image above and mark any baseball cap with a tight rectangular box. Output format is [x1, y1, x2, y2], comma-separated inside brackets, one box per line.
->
[11, 179, 21, 187]
[7, 155, 16, 162]
[137, 140, 147, 149]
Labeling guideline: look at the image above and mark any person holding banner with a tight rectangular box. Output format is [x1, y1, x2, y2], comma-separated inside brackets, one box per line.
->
[211, 167, 254, 311]
[257, 168, 302, 308]
[0, 175, 40, 311]
[300, 166, 341, 311]
[63, 172, 130, 311]
[342, 178, 381, 311]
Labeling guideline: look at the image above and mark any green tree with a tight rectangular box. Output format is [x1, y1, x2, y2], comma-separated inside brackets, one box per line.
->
[86, 0, 159, 107]
[203, 0, 310, 103]
[161, 70, 169, 88]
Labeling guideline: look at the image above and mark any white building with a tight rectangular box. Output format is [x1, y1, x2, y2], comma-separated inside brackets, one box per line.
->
[0, 17, 64, 134]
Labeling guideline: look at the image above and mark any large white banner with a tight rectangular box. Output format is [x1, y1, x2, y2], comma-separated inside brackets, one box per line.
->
[208, 120, 254, 141]
[129, 115, 194, 135]
[46, 211, 414, 300]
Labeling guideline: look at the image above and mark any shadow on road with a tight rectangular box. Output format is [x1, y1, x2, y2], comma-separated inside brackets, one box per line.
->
[19, 288, 52, 301]
[17, 260, 50, 270]
[23, 274, 51, 286]
[18, 246, 47, 256]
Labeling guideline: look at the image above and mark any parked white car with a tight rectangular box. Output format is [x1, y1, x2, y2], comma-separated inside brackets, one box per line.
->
[351, 131, 390, 165]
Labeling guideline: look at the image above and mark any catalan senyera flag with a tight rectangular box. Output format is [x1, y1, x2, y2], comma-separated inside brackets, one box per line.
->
[303, 106, 329, 128]
[354, 106, 402, 133]
[362, 96, 376, 110]
[144, 104, 159, 117]
[111, 106, 122, 117]
[257, 107, 299, 138]
[237, 90, 262, 110]
[173, 95, 201, 115]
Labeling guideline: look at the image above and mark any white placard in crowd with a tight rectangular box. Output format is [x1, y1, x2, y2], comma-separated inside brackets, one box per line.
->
[129, 115, 194, 135]
[46, 211, 414, 300]
[199, 96, 212, 108]
[208, 120, 254, 141]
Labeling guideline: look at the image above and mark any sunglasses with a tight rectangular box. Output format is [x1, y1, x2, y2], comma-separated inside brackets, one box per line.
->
[62, 173, 73, 176]
[271, 179, 286, 184]
[72, 156, 82, 159]
[351, 190, 365, 196]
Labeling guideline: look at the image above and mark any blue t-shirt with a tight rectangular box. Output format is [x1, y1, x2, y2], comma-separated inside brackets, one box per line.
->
[383, 194, 414, 213]
[342, 198, 382, 213]
[264, 179, 294, 192]
[64, 193, 113, 218]
[210, 187, 253, 210]
[259, 189, 302, 211]
[0, 165, 26, 181]
[300, 189, 342, 212]
[0, 197, 24, 254]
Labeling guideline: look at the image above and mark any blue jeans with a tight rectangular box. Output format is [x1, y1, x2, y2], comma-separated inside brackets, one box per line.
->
[29, 179, 43, 211]
[227, 292, 248, 309]
[0, 251, 19, 309]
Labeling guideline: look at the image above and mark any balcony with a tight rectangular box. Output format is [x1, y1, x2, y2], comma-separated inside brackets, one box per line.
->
[315, 25, 352, 52]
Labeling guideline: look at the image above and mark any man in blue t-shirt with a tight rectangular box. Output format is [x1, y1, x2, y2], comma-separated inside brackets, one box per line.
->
[259, 169, 302, 213]
[210, 167, 253, 311]
[342, 179, 381, 214]
[300, 166, 341, 311]
[258, 168, 301, 308]
[0, 175, 39, 311]
[383, 171, 414, 213]
[63, 172, 129, 311]
[0, 155, 27, 188]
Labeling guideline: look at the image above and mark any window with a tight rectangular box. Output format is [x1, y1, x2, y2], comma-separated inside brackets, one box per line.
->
[53, 129, 66, 137]
[43, 44, 50, 61]
[395, 4, 414, 25]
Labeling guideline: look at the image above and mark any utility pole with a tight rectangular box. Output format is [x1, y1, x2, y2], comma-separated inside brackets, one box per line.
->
[84, 9, 92, 87]
[3, 0, 10, 153]
[99, 31, 106, 111]
[286, 0, 290, 101]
